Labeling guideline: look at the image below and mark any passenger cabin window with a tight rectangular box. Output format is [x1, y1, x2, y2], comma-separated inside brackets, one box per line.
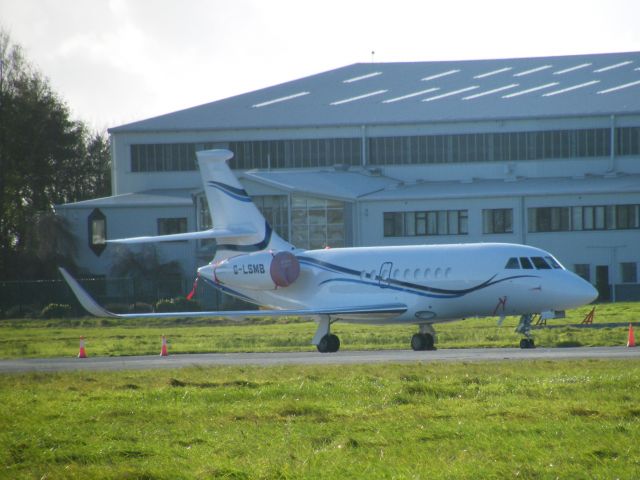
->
[520, 257, 534, 269]
[531, 257, 551, 269]
[505, 257, 520, 269]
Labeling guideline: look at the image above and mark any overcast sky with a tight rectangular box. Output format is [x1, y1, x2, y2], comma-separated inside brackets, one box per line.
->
[1, 0, 639, 130]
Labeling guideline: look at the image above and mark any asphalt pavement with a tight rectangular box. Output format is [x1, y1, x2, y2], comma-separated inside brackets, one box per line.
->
[1, 346, 639, 373]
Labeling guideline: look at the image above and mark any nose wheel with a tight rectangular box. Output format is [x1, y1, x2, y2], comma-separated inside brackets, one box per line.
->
[516, 314, 536, 349]
[519, 338, 535, 349]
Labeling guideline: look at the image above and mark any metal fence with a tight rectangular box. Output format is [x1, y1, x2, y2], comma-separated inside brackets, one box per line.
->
[0, 275, 223, 317]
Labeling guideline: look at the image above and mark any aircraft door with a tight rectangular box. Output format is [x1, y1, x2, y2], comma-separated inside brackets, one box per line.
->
[379, 262, 393, 288]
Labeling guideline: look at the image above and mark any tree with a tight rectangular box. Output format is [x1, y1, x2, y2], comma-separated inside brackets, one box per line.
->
[0, 29, 111, 280]
[110, 245, 184, 302]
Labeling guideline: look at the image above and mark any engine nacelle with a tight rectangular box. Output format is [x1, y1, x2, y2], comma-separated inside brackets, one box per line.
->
[213, 251, 300, 290]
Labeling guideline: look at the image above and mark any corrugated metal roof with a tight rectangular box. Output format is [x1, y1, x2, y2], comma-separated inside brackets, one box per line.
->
[240, 169, 397, 201]
[56, 189, 196, 209]
[111, 52, 640, 133]
[360, 173, 640, 201]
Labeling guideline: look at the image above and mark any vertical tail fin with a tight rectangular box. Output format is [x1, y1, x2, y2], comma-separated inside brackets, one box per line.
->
[197, 149, 293, 262]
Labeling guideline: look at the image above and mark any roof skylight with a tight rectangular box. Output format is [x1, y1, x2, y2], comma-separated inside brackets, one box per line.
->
[553, 63, 592, 75]
[513, 65, 553, 77]
[330, 89, 388, 105]
[502, 82, 559, 98]
[542, 80, 600, 97]
[252, 91, 310, 108]
[597, 79, 640, 94]
[463, 84, 519, 100]
[473, 67, 512, 79]
[343, 72, 383, 83]
[382, 88, 439, 104]
[421, 69, 460, 81]
[423, 86, 478, 102]
[593, 61, 633, 73]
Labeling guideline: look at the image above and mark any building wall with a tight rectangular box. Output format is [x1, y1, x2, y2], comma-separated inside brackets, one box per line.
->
[91, 111, 640, 299]
[57, 204, 198, 279]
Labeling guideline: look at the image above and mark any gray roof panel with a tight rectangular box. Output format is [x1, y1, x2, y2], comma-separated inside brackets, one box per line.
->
[110, 52, 640, 133]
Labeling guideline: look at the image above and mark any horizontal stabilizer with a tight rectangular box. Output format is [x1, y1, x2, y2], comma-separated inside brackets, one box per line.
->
[107, 226, 257, 244]
[59, 268, 407, 320]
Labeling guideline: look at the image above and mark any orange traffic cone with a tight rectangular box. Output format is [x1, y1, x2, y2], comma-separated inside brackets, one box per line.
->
[627, 324, 636, 348]
[160, 335, 168, 357]
[78, 336, 88, 358]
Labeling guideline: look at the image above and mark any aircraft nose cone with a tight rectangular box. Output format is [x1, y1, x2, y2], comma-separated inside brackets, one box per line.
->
[571, 277, 599, 306]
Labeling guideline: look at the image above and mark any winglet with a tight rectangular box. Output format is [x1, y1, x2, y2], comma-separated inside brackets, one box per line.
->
[59, 268, 118, 318]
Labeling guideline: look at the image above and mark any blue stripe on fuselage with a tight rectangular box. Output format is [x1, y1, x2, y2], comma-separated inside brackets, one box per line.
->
[298, 255, 538, 298]
[317, 274, 539, 299]
[199, 275, 259, 304]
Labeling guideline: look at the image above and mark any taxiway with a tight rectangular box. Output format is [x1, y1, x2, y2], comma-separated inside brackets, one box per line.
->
[1, 346, 639, 373]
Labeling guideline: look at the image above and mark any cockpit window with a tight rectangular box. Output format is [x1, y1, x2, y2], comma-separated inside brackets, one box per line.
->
[545, 255, 563, 269]
[520, 257, 534, 269]
[531, 257, 551, 269]
[505, 257, 520, 269]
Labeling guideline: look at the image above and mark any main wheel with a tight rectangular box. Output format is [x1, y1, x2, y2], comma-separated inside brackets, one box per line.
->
[411, 333, 426, 351]
[317, 334, 340, 353]
[328, 334, 340, 353]
[423, 333, 435, 350]
[411, 333, 435, 351]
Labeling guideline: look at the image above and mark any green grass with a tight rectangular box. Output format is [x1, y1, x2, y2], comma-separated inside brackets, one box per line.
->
[1, 360, 639, 479]
[1, 303, 639, 359]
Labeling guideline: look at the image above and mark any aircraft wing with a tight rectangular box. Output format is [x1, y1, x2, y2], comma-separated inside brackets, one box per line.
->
[59, 268, 407, 320]
[107, 226, 257, 244]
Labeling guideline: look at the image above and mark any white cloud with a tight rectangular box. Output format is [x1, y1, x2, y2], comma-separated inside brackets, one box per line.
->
[1, 0, 639, 129]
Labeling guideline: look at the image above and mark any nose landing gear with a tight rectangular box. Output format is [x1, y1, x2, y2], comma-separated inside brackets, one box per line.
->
[516, 314, 536, 349]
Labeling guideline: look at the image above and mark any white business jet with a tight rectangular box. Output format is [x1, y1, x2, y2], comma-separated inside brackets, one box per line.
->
[60, 149, 598, 352]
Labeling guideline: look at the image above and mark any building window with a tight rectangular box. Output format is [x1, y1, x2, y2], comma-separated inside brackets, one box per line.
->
[616, 205, 640, 229]
[131, 143, 198, 172]
[528, 207, 570, 232]
[128, 127, 640, 173]
[383, 210, 468, 237]
[574, 264, 591, 282]
[157, 218, 187, 236]
[368, 128, 621, 165]
[195, 194, 215, 252]
[88, 208, 107, 256]
[291, 195, 345, 249]
[621, 262, 638, 283]
[254, 195, 289, 241]
[529, 204, 640, 233]
[483, 208, 513, 234]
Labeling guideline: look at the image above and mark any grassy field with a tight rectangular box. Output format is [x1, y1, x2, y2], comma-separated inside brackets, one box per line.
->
[1, 360, 639, 479]
[0, 303, 639, 359]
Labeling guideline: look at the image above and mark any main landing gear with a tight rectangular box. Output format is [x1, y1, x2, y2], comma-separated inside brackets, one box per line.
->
[411, 324, 437, 351]
[313, 315, 341, 353]
[516, 314, 536, 349]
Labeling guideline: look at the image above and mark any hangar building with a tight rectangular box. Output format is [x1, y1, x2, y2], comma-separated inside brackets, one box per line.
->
[57, 51, 640, 301]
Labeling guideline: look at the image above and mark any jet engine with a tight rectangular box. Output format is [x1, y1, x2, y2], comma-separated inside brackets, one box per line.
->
[213, 251, 300, 290]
